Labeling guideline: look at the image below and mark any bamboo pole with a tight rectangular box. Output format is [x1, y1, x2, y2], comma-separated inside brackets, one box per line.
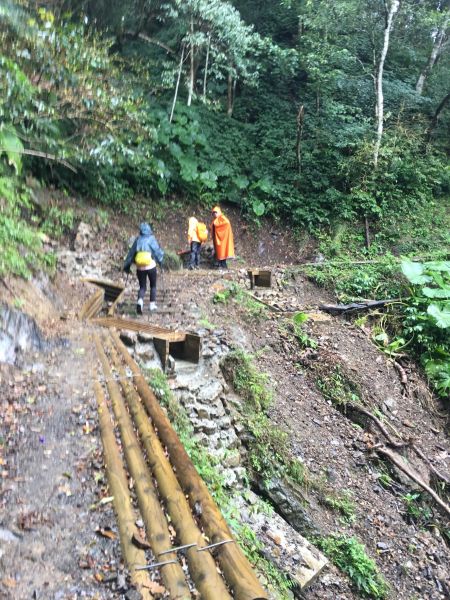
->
[110, 330, 268, 600]
[106, 335, 233, 600]
[79, 288, 104, 320]
[93, 380, 154, 600]
[94, 335, 191, 600]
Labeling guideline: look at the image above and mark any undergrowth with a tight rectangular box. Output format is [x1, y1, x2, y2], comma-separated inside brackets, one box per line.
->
[0, 175, 55, 277]
[316, 534, 389, 598]
[322, 490, 356, 524]
[221, 350, 308, 487]
[213, 282, 267, 321]
[316, 365, 361, 407]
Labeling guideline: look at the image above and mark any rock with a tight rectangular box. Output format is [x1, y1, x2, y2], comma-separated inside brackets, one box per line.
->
[0, 528, 21, 543]
[196, 406, 210, 420]
[383, 397, 397, 412]
[134, 343, 154, 361]
[222, 450, 241, 468]
[377, 541, 389, 550]
[257, 476, 322, 537]
[120, 331, 137, 347]
[198, 379, 223, 402]
[137, 332, 153, 343]
[74, 222, 94, 251]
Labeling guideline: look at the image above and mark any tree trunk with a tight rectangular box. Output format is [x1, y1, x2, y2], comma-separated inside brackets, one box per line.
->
[187, 16, 194, 107]
[426, 91, 450, 141]
[416, 15, 449, 96]
[373, 0, 401, 168]
[170, 45, 185, 123]
[296, 105, 305, 175]
[203, 34, 210, 101]
[227, 70, 234, 117]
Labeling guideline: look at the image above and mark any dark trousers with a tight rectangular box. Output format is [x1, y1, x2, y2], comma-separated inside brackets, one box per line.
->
[137, 267, 157, 302]
[218, 259, 227, 268]
[189, 241, 201, 267]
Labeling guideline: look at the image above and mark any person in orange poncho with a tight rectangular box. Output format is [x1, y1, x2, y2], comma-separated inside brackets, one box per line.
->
[211, 206, 234, 270]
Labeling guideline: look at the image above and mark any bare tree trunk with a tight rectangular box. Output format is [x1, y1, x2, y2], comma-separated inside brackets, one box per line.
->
[416, 15, 449, 95]
[426, 90, 450, 141]
[373, 0, 401, 168]
[296, 105, 305, 175]
[187, 16, 194, 107]
[203, 34, 210, 101]
[170, 44, 185, 123]
[227, 70, 234, 117]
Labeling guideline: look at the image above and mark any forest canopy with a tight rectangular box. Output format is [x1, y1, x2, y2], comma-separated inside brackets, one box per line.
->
[0, 0, 449, 245]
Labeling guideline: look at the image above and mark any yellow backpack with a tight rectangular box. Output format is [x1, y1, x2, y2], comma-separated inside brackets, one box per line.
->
[196, 222, 208, 242]
[135, 251, 153, 267]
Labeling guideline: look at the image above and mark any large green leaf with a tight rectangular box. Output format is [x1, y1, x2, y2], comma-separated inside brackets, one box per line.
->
[424, 261, 450, 273]
[0, 127, 24, 175]
[422, 287, 450, 299]
[400, 260, 432, 285]
[427, 304, 450, 328]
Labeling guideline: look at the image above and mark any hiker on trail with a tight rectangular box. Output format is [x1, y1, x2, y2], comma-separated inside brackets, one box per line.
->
[187, 216, 208, 270]
[211, 206, 234, 270]
[123, 222, 164, 314]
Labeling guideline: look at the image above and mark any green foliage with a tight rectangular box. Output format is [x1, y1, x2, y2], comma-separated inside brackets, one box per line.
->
[0, 175, 54, 277]
[162, 249, 183, 271]
[402, 492, 433, 528]
[401, 260, 450, 398]
[322, 490, 356, 524]
[306, 255, 402, 302]
[222, 349, 272, 411]
[317, 534, 389, 598]
[222, 350, 307, 485]
[41, 206, 75, 238]
[317, 366, 361, 406]
[213, 282, 267, 321]
[292, 312, 317, 349]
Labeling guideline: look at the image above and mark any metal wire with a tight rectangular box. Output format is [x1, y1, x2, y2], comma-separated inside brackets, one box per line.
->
[135, 559, 178, 571]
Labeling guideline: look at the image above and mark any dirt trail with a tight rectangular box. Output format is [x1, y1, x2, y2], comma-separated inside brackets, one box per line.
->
[1, 208, 449, 599]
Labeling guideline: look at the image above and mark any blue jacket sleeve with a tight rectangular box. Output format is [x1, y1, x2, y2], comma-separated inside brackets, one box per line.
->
[124, 238, 137, 271]
[149, 236, 164, 266]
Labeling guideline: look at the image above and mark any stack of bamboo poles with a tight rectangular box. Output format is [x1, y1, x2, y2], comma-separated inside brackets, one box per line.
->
[93, 329, 267, 600]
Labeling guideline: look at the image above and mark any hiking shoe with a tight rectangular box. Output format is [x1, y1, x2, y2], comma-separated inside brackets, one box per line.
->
[136, 298, 143, 315]
[149, 301, 158, 312]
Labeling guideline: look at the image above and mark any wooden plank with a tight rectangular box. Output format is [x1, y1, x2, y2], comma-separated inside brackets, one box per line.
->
[91, 316, 186, 341]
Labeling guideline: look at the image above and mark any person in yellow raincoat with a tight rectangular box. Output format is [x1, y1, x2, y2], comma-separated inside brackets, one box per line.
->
[211, 206, 234, 269]
[187, 216, 201, 270]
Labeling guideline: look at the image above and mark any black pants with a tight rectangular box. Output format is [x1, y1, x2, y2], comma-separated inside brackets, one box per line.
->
[218, 259, 227, 268]
[137, 267, 157, 302]
[189, 241, 201, 267]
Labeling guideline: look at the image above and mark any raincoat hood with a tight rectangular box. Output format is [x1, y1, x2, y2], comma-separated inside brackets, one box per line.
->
[139, 222, 152, 236]
[212, 206, 222, 217]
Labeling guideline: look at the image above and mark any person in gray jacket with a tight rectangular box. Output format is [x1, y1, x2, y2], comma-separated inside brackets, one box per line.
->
[123, 223, 164, 314]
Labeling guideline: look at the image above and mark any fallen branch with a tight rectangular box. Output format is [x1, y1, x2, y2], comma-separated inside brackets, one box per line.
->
[347, 403, 405, 448]
[411, 445, 450, 486]
[244, 291, 283, 312]
[350, 402, 450, 485]
[0, 148, 77, 172]
[393, 361, 408, 386]
[319, 299, 398, 315]
[374, 445, 450, 519]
